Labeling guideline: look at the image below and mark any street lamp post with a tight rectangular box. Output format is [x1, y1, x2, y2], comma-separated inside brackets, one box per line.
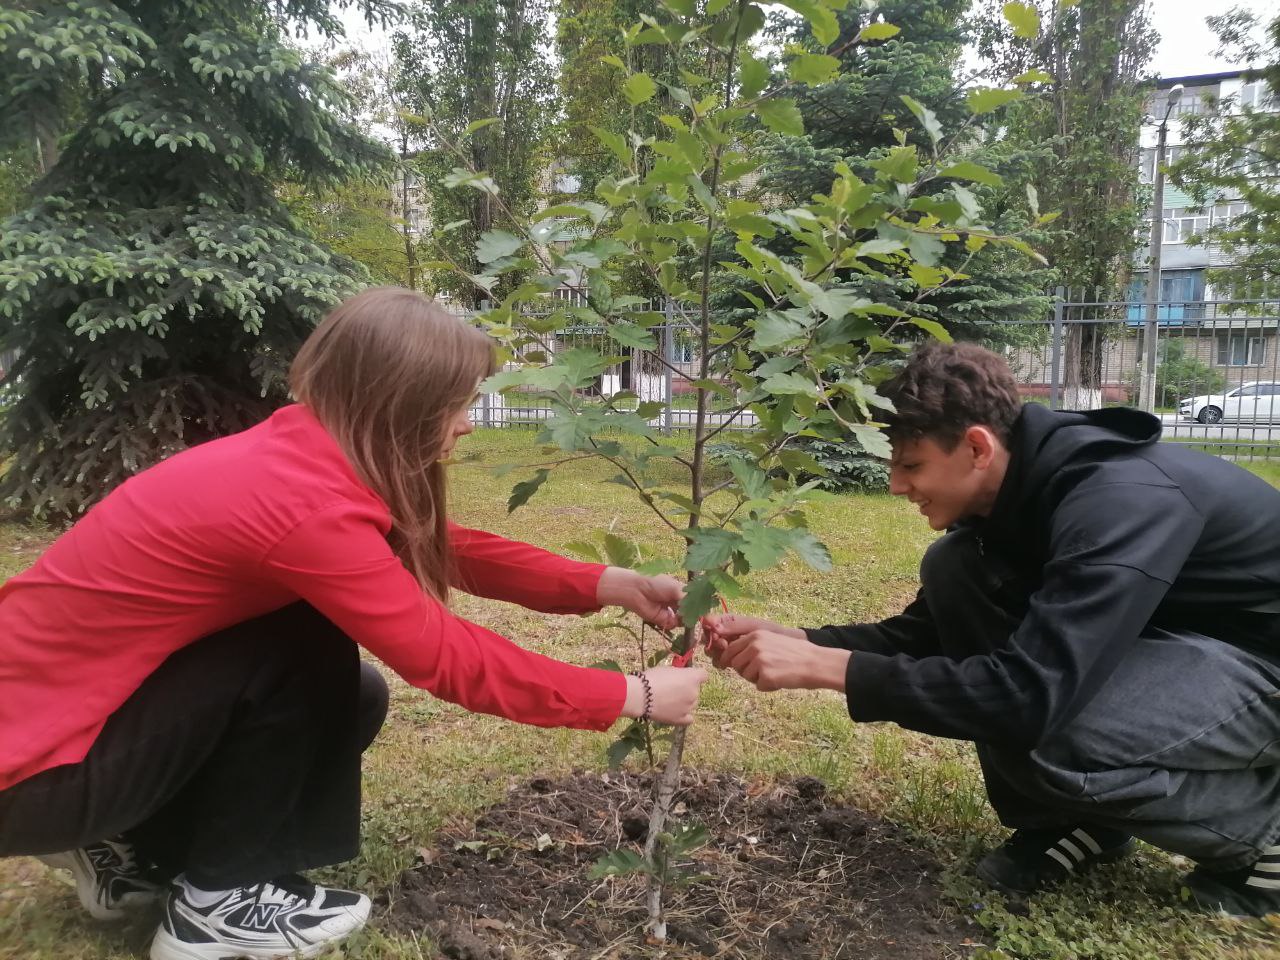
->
[1141, 83, 1183, 413]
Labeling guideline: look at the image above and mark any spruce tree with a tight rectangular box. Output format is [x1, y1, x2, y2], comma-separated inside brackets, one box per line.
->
[0, 1, 393, 517]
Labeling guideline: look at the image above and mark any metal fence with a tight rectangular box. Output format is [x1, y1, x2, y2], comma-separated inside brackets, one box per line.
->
[987, 296, 1280, 460]
[460, 293, 1280, 459]
[462, 296, 760, 435]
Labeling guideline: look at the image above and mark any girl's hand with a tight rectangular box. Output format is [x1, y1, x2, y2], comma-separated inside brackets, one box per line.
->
[596, 568, 683, 631]
[622, 666, 709, 725]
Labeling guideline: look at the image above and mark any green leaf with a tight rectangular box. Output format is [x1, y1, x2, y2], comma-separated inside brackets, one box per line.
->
[966, 87, 1023, 115]
[476, 229, 523, 264]
[607, 322, 658, 350]
[624, 72, 658, 105]
[739, 522, 792, 571]
[591, 126, 631, 164]
[461, 117, 499, 138]
[1002, 1, 1040, 39]
[908, 232, 946, 267]
[589, 848, 650, 880]
[508, 469, 550, 512]
[855, 238, 906, 258]
[761, 371, 820, 397]
[555, 347, 617, 388]
[739, 54, 770, 100]
[909, 262, 946, 288]
[685, 528, 741, 572]
[751, 312, 806, 349]
[777, 0, 839, 45]
[566, 540, 603, 562]
[729, 459, 771, 501]
[849, 424, 893, 460]
[757, 98, 804, 136]
[603, 533, 641, 569]
[909, 317, 953, 342]
[679, 574, 720, 623]
[788, 52, 839, 87]
[606, 722, 648, 770]
[899, 94, 942, 146]
[857, 22, 901, 42]
[777, 449, 828, 477]
[871, 145, 918, 183]
[937, 161, 1003, 187]
[1013, 68, 1052, 84]
[787, 530, 833, 572]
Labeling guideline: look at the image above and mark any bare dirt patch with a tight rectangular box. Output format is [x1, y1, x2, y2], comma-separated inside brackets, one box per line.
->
[382, 770, 983, 959]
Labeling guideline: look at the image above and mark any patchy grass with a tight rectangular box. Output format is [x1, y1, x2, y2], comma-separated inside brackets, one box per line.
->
[1, 429, 1278, 959]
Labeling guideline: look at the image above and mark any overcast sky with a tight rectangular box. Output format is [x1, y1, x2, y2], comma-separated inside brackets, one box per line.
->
[1150, 0, 1279, 77]
[335, 0, 1280, 80]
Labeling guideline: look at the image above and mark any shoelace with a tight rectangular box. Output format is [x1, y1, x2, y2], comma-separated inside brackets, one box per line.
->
[245, 874, 316, 910]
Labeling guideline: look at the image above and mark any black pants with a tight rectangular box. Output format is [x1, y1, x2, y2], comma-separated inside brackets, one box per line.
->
[922, 529, 1280, 872]
[0, 603, 389, 888]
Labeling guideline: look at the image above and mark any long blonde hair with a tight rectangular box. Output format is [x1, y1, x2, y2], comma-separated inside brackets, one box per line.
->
[289, 286, 496, 600]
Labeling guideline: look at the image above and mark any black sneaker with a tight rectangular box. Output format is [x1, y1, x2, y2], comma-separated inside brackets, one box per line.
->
[149, 874, 371, 960]
[976, 825, 1135, 896]
[1186, 845, 1280, 918]
[37, 837, 164, 920]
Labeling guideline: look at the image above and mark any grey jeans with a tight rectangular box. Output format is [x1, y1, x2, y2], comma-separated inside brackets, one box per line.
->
[924, 529, 1280, 871]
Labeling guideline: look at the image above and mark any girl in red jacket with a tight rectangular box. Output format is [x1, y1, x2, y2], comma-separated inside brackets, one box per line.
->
[0, 286, 706, 960]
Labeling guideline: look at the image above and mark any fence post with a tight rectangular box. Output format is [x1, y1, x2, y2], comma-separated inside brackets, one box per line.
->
[477, 299, 493, 427]
[1050, 288, 1064, 410]
[662, 298, 674, 436]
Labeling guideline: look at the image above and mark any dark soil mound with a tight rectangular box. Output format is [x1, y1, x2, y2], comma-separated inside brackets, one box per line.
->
[382, 770, 983, 959]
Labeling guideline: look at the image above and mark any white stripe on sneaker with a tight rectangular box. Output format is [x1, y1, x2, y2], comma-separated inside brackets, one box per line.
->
[1071, 829, 1103, 856]
[1046, 848, 1076, 872]
[1057, 839, 1087, 864]
[1245, 875, 1280, 890]
[1253, 862, 1280, 874]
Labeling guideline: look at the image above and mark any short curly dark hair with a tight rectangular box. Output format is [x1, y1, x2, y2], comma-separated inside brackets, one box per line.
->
[880, 341, 1022, 450]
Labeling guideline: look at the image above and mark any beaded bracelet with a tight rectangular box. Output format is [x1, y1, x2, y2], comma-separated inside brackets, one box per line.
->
[632, 671, 654, 722]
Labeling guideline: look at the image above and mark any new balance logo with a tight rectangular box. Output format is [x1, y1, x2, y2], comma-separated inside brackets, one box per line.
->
[242, 903, 282, 930]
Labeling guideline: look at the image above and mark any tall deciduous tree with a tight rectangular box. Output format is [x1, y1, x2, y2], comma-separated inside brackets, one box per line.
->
[1171, 11, 1280, 298]
[751, 0, 1053, 342]
[0, 1, 393, 517]
[393, 0, 556, 304]
[975, 0, 1155, 407]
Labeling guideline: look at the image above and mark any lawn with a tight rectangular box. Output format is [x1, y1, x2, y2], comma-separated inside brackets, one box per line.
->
[2, 429, 1279, 959]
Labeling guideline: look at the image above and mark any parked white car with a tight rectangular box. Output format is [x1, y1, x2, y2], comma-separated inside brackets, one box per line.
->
[1179, 381, 1280, 423]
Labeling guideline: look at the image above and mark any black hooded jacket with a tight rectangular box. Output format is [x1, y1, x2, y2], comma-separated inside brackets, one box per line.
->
[808, 403, 1280, 750]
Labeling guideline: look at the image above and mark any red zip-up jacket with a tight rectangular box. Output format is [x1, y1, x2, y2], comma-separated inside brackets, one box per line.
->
[0, 404, 625, 791]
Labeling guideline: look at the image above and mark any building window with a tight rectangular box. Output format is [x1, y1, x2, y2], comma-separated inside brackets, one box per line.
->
[1213, 201, 1249, 222]
[1162, 207, 1209, 243]
[1218, 333, 1267, 366]
[1139, 145, 1192, 183]
[1171, 92, 1210, 116]
[1238, 80, 1273, 111]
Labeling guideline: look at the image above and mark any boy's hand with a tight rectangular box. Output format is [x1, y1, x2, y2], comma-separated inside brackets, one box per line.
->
[720, 629, 850, 692]
[699, 613, 805, 665]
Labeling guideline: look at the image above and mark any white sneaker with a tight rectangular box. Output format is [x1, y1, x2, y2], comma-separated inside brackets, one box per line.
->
[38, 838, 164, 920]
[149, 875, 371, 960]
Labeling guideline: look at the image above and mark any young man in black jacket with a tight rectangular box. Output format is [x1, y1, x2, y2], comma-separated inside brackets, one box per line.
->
[704, 341, 1280, 916]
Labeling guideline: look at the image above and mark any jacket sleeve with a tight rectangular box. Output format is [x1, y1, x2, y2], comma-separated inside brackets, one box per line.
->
[804, 590, 941, 658]
[447, 522, 607, 614]
[841, 481, 1205, 749]
[262, 504, 626, 731]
